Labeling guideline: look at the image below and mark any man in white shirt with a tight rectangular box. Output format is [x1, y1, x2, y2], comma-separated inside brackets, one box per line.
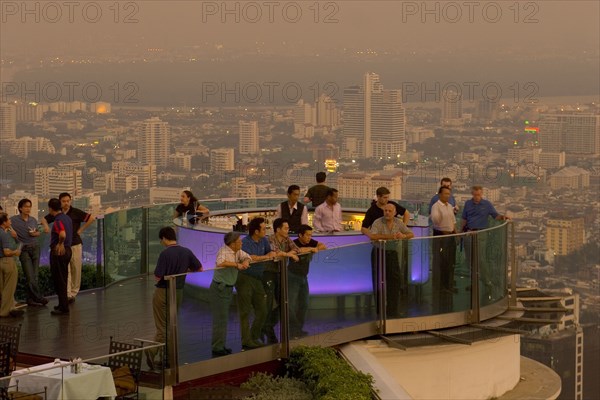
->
[430, 186, 458, 311]
[313, 188, 342, 232]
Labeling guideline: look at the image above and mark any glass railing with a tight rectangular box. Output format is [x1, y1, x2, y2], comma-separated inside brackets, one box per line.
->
[166, 222, 510, 381]
[0, 339, 165, 399]
[103, 207, 145, 283]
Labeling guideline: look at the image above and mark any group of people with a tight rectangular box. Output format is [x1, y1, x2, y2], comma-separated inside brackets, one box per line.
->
[154, 174, 509, 358]
[0, 193, 94, 317]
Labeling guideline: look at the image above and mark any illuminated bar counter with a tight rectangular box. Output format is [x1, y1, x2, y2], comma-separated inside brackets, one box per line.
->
[174, 208, 431, 295]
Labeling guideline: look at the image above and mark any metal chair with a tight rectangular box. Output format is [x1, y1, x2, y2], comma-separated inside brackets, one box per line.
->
[107, 337, 143, 399]
[0, 325, 21, 372]
[0, 341, 46, 400]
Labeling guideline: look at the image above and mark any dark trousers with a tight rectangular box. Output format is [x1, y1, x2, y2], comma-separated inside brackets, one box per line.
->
[50, 246, 72, 312]
[262, 270, 280, 339]
[209, 280, 234, 352]
[20, 244, 43, 302]
[432, 231, 456, 312]
[288, 272, 309, 334]
[371, 248, 405, 318]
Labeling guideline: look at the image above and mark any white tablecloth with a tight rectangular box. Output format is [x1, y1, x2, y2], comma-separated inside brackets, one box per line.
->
[10, 361, 117, 400]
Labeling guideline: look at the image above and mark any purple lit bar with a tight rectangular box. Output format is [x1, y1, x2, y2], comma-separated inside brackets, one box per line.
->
[176, 212, 431, 294]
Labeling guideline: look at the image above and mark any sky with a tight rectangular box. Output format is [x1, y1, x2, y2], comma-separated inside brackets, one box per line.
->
[1, 1, 598, 105]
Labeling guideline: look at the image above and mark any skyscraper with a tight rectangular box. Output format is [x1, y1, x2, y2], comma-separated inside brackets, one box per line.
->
[343, 73, 406, 159]
[539, 113, 600, 155]
[546, 217, 585, 257]
[211, 148, 235, 174]
[239, 120, 259, 155]
[441, 89, 463, 126]
[138, 117, 170, 167]
[0, 102, 17, 141]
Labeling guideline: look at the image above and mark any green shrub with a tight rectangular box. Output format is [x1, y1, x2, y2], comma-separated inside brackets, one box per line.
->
[241, 372, 312, 400]
[287, 346, 374, 400]
[16, 264, 114, 300]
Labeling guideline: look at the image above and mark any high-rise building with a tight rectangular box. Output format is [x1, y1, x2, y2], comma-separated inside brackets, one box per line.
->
[211, 148, 235, 174]
[239, 120, 259, 155]
[34, 166, 83, 196]
[138, 117, 170, 167]
[549, 167, 590, 190]
[546, 217, 585, 257]
[539, 113, 600, 155]
[476, 98, 498, 121]
[9, 137, 56, 158]
[441, 89, 463, 126]
[112, 161, 157, 188]
[315, 94, 340, 128]
[0, 102, 17, 141]
[15, 102, 44, 122]
[168, 153, 192, 171]
[538, 152, 566, 169]
[338, 171, 402, 199]
[343, 73, 406, 159]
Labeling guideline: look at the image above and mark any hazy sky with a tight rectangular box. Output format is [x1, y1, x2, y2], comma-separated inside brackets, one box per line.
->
[1, 1, 598, 105]
[2, 1, 598, 53]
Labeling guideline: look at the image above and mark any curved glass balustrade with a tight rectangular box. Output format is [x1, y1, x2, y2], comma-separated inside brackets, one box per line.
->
[14, 200, 511, 386]
[165, 220, 510, 382]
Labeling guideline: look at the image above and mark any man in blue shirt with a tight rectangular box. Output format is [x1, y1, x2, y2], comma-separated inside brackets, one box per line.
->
[148, 226, 202, 369]
[238, 217, 277, 349]
[47, 198, 74, 316]
[429, 177, 457, 214]
[460, 186, 509, 232]
[460, 186, 510, 300]
[10, 198, 48, 306]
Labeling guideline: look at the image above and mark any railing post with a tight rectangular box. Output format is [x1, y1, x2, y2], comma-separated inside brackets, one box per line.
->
[141, 207, 149, 275]
[510, 221, 517, 307]
[166, 276, 179, 384]
[96, 216, 104, 287]
[470, 233, 480, 323]
[279, 258, 290, 359]
[376, 240, 387, 334]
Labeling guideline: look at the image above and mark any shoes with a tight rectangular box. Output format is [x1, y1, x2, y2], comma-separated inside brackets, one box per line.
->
[290, 330, 309, 338]
[212, 348, 232, 357]
[27, 298, 48, 307]
[241, 341, 263, 351]
[262, 329, 278, 344]
[51, 309, 69, 316]
[8, 309, 24, 318]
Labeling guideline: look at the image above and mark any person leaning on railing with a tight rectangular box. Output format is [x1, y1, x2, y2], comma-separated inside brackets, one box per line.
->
[368, 204, 414, 318]
[146, 226, 202, 370]
[210, 232, 251, 357]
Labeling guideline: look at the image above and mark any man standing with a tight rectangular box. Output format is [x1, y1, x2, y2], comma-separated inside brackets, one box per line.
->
[264, 218, 300, 344]
[210, 232, 251, 357]
[0, 213, 24, 318]
[46, 198, 73, 316]
[313, 188, 342, 232]
[428, 177, 457, 214]
[461, 186, 509, 232]
[287, 224, 326, 337]
[361, 187, 409, 235]
[460, 186, 510, 299]
[45, 193, 95, 303]
[147, 227, 202, 369]
[238, 217, 277, 350]
[10, 199, 48, 306]
[303, 172, 329, 208]
[276, 185, 308, 233]
[430, 186, 458, 312]
[369, 204, 414, 318]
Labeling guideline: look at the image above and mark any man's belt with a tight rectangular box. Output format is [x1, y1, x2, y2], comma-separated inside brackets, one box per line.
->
[433, 229, 456, 235]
